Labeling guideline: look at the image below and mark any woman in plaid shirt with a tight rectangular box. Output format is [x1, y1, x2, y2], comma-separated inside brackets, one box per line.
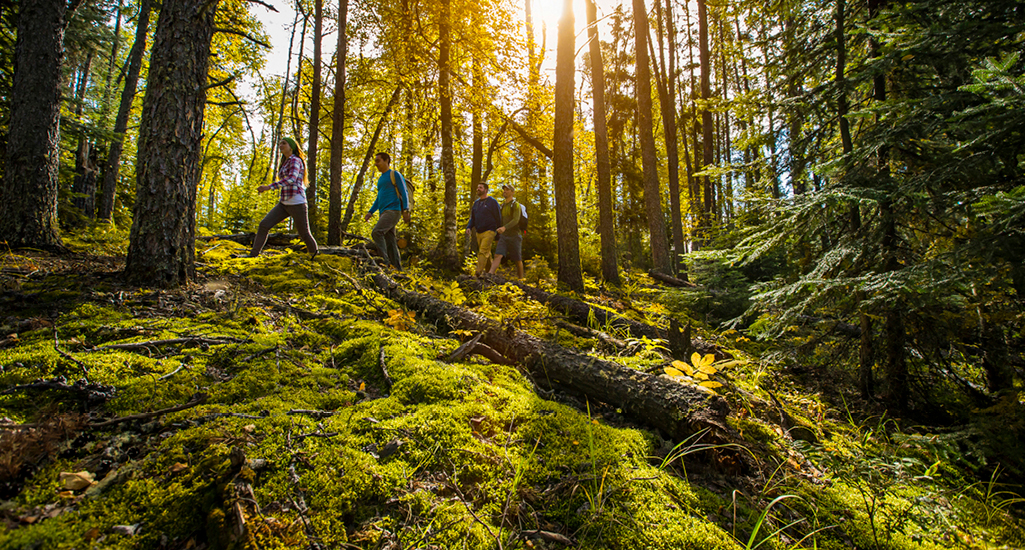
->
[248, 138, 319, 259]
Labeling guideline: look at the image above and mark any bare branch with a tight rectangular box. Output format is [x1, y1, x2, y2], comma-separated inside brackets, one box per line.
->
[214, 27, 271, 48]
[244, 0, 278, 11]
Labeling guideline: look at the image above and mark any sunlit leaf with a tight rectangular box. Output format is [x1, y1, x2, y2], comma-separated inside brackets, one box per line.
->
[697, 364, 718, 375]
[699, 381, 723, 389]
[671, 360, 695, 376]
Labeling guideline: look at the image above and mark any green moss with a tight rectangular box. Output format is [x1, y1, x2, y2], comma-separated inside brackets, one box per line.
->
[3, 250, 1024, 550]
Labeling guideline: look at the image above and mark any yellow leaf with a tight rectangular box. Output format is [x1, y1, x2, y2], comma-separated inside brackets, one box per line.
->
[670, 360, 694, 376]
[690, 352, 703, 367]
[693, 372, 709, 381]
[695, 353, 716, 369]
[901, 54, 914, 61]
[359, 382, 366, 391]
[697, 364, 718, 375]
[664, 367, 685, 377]
[699, 381, 723, 389]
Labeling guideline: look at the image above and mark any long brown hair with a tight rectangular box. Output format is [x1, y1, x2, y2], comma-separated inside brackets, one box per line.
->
[280, 138, 308, 185]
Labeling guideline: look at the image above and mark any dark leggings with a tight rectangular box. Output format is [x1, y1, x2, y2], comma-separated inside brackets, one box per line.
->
[250, 202, 318, 257]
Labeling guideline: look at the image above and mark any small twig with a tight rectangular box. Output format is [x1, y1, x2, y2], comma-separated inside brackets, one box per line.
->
[448, 464, 502, 549]
[0, 377, 114, 404]
[54, 327, 90, 382]
[521, 530, 574, 545]
[93, 337, 247, 351]
[193, 412, 267, 423]
[90, 392, 208, 428]
[158, 362, 190, 381]
[242, 345, 279, 363]
[296, 431, 340, 440]
[287, 409, 337, 419]
[443, 333, 483, 363]
[378, 346, 393, 389]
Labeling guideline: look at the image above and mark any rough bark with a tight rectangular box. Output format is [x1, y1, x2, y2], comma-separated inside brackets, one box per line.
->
[432, 0, 459, 267]
[586, 0, 619, 285]
[327, 0, 349, 245]
[372, 272, 731, 440]
[98, 0, 152, 221]
[634, 0, 672, 275]
[0, 0, 67, 250]
[553, 0, 583, 291]
[124, 0, 218, 286]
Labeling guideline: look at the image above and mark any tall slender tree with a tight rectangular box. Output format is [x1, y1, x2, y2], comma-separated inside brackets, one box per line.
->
[633, 0, 672, 275]
[553, 0, 582, 290]
[696, 0, 714, 249]
[586, 0, 619, 284]
[306, 0, 323, 233]
[654, 0, 684, 275]
[98, 0, 152, 221]
[433, 0, 459, 266]
[327, 0, 349, 245]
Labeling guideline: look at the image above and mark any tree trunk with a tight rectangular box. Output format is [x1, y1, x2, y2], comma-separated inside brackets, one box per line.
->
[470, 58, 483, 190]
[654, 0, 684, 277]
[697, 0, 714, 248]
[124, 0, 218, 286]
[554, 0, 583, 290]
[99, 0, 122, 122]
[433, 0, 459, 266]
[585, 0, 619, 285]
[98, 0, 152, 221]
[72, 53, 96, 219]
[633, 0, 672, 276]
[327, 0, 349, 245]
[0, 0, 67, 250]
[306, 0, 323, 234]
[374, 272, 730, 441]
[339, 84, 402, 233]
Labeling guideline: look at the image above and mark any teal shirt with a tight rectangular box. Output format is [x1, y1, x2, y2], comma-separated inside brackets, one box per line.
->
[369, 169, 409, 214]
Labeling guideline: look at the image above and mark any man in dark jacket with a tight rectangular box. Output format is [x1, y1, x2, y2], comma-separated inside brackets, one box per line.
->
[465, 182, 502, 276]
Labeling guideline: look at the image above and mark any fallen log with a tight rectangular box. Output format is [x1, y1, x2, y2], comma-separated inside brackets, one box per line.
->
[463, 275, 725, 360]
[372, 273, 730, 440]
[648, 269, 696, 288]
[197, 233, 292, 247]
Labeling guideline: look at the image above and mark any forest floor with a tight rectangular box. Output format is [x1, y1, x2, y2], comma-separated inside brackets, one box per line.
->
[0, 236, 1023, 550]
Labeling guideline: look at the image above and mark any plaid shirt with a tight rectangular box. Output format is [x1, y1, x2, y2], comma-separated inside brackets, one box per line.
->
[271, 155, 306, 202]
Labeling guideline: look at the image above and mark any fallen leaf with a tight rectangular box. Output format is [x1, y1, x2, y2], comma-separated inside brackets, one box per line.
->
[59, 471, 95, 491]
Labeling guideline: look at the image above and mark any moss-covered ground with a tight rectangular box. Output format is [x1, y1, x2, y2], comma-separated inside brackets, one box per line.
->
[1, 241, 1023, 549]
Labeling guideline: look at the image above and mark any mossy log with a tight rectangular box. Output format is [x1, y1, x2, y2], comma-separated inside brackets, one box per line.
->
[462, 275, 724, 360]
[373, 273, 730, 440]
[197, 232, 293, 247]
[647, 269, 696, 288]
